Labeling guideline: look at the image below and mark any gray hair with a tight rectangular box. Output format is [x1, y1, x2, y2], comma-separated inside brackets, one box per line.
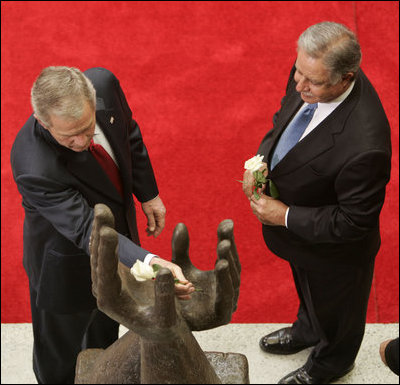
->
[31, 66, 96, 127]
[297, 22, 362, 84]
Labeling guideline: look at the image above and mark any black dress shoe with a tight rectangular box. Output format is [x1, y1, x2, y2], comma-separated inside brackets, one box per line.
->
[259, 327, 312, 355]
[278, 364, 355, 384]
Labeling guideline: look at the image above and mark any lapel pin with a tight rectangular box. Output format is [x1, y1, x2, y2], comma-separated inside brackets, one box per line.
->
[110, 116, 115, 124]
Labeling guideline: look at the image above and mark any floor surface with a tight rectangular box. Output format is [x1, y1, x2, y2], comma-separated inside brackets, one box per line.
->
[1, 323, 398, 384]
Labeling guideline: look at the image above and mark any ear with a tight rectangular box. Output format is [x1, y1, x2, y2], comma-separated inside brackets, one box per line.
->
[34, 114, 49, 130]
[342, 72, 355, 83]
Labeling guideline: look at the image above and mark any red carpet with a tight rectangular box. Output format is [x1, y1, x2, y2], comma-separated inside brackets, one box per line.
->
[1, 1, 398, 323]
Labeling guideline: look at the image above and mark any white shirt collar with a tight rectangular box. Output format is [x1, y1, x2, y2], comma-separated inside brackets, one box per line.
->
[299, 80, 356, 140]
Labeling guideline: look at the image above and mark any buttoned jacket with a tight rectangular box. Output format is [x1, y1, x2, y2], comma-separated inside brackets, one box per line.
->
[11, 67, 159, 313]
[258, 66, 392, 269]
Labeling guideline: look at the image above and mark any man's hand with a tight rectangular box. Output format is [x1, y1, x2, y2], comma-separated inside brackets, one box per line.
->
[242, 162, 267, 199]
[379, 339, 392, 366]
[141, 196, 166, 238]
[249, 194, 288, 226]
[149, 257, 195, 300]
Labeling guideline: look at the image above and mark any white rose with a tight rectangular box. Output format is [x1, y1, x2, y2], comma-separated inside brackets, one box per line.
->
[244, 155, 264, 173]
[130, 260, 156, 281]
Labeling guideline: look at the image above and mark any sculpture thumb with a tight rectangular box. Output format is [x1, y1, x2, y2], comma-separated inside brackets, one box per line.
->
[154, 268, 177, 329]
[171, 223, 192, 268]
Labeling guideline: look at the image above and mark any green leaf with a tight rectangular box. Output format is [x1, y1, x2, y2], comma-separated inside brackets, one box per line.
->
[253, 171, 266, 184]
[253, 190, 260, 200]
[152, 264, 161, 273]
[268, 180, 280, 199]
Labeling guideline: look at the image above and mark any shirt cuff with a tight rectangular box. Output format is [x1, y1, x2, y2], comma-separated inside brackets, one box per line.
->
[285, 207, 290, 228]
[144, 253, 158, 265]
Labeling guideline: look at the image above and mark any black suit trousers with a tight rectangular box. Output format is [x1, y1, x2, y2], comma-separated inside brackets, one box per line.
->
[289, 260, 375, 377]
[29, 286, 119, 384]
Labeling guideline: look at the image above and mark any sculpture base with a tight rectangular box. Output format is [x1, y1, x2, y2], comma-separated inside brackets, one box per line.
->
[205, 351, 250, 384]
[75, 349, 249, 384]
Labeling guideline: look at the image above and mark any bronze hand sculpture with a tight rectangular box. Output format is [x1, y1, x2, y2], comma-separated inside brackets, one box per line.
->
[75, 204, 248, 384]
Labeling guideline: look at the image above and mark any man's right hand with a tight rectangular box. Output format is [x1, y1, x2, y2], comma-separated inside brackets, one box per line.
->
[149, 257, 194, 300]
[242, 169, 255, 199]
[242, 162, 268, 199]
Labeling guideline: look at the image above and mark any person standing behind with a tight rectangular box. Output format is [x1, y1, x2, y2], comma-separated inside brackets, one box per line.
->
[11, 66, 194, 384]
[243, 22, 391, 384]
[380, 337, 399, 376]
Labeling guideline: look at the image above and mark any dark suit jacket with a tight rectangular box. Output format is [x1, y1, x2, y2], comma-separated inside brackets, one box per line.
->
[385, 337, 399, 375]
[258, 66, 392, 270]
[11, 67, 159, 313]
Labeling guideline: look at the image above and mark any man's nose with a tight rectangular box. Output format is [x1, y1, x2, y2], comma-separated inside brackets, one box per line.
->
[296, 77, 309, 93]
[72, 134, 89, 147]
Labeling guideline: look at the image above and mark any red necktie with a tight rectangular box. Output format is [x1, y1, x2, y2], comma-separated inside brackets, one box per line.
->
[89, 140, 124, 196]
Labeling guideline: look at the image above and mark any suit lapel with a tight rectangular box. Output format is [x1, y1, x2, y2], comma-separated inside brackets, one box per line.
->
[95, 108, 132, 199]
[61, 103, 126, 204]
[270, 77, 360, 177]
[270, 117, 336, 177]
[65, 146, 123, 203]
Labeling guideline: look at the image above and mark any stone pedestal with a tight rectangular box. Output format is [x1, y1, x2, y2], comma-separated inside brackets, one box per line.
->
[205, 351, 250, 384]
[79, 205, 248, 384]
[75, 347, 249, 384]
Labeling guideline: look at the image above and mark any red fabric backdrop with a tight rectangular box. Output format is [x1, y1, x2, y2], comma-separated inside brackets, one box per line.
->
[1, 1, 398, 323]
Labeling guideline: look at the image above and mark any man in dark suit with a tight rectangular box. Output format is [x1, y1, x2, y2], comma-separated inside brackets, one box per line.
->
[243, 22, 391, 384]
[11, 66, 194, 384]
[380, 337, 399, 376]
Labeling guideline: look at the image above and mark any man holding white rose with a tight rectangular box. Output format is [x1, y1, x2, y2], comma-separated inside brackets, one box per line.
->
[243, 22, 391, 384]
[11, 66, 194, 384]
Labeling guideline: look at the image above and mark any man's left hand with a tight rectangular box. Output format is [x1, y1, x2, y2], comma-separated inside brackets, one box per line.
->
[250, 194, 288, 226]
[379, 339, 392, 366]
[141, 196, 166, 237]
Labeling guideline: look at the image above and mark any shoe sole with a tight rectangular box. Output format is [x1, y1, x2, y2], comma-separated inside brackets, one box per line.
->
[259, 339, 311, 355]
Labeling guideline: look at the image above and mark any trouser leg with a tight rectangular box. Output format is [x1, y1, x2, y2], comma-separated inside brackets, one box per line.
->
[81, 308, 119, 350]
[30, 287, 119, 384]
[290, 263, 320, 346]
[292, 261, 375, 378]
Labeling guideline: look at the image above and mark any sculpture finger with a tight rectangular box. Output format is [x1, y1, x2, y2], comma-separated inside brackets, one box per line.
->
[214, 258, 234, 326]
[122, 268, 176, 339]
[217, 239, 240, 311]
[90, 204, 116, 296]
[91, 204, 116, 254]
[95, 226, 122, 310]
[217, 219, 241, 275]
[154, 267, 177, 329]
[171, 223, 194, 270]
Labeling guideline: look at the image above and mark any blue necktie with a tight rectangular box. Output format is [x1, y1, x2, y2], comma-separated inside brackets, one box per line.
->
[270, 103, 318, 169]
